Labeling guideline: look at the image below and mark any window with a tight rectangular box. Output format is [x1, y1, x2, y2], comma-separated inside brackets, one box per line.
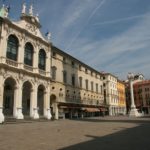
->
[63, 71, 67, 83]
[52, 52, 56, 57]
[96, 83, 98, 93]
[38, 49, 46, 70]
[6, 35, 19, 61]
[79, 77, 82, 88]
[24, 42, 33, 66]
[72, 74, 75, 86]
[91, 81, 94, 91]
[72, 61, 75, 67]
[85, 79, 88, 90]
[51, 66, 57, 80]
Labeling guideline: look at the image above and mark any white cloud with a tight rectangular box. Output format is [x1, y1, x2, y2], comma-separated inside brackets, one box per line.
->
[70, 12, 150, 79]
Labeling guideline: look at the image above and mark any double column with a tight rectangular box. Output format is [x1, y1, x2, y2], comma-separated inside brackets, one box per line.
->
[13, 83, 24, 119]
[30, 83, 52, 120]
[30, 84, 39, 119]
[44, 86, 52, 119]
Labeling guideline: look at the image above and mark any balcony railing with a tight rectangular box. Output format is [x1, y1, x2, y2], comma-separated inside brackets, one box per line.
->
[24, 65, 33, 72]
[39, 69, 46, 76]
[6, 58, 18, 67]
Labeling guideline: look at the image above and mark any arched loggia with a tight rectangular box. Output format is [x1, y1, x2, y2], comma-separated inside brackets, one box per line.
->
[3, 77, 16, 116]
[22, 81, 32, 116]
[37, 84, 45, 116]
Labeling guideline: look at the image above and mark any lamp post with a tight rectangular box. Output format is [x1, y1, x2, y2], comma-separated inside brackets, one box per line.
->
[127, 73, 141, 117]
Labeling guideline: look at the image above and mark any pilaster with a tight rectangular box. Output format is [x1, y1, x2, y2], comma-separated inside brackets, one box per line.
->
[17, 39, 25, 69]
[33, 50, 38, 74]
[46, 50, 51, 77]
[0, 24, 7, 58]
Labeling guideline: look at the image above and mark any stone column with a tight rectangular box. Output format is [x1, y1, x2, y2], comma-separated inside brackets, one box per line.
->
[55, 103, 59, 120]
[44, 87, 52, 119]
[0, 83, 4, 123]
[129, 79, 140, 117]
[13, 85, 24, 119]
[30, 85, 39, 119]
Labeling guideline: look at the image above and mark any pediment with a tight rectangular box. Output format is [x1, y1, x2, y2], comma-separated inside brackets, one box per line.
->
[13, 15, 47, 42]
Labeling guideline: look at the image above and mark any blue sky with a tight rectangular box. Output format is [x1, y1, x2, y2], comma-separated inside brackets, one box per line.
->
[1, 0, 150, 79]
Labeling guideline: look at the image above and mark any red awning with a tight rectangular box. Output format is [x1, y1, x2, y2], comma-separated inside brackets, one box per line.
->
[85, 108, 100, 112]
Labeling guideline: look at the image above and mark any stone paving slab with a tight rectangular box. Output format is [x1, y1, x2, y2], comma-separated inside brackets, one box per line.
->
[0, 116, 150, 150]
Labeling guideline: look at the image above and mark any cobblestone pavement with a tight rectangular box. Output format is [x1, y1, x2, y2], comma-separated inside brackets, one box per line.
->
[0, 116, 150, 150]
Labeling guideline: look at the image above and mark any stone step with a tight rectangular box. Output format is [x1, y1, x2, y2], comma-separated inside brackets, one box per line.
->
[4, 116, 52, 124]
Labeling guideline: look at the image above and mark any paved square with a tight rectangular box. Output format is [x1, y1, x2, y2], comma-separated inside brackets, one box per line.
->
[0, 116, 150, 150]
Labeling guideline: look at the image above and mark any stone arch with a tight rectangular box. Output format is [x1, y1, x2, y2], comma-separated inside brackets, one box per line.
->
[37, 84, 46, 116]
[3, 77, 17, 116]
[22, 80, 33, 116]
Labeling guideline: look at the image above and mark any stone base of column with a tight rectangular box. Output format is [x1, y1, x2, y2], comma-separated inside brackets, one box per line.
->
[129, 107, 142, 117]
[16, 108, 24, 119]
[33, 108, 39, 119]
[0, 107, 4, 123]
[44, 108, 52, 120]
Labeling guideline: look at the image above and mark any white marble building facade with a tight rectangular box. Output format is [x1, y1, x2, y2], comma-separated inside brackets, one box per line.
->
[0, 4, 52, 123]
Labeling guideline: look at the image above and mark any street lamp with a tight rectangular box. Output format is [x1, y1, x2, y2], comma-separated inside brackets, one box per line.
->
[127, 73, 141, 117]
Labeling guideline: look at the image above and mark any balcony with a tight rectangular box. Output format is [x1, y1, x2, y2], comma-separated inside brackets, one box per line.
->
[6, 58, 18, 67]
[39, 69, 46, 76]
[24, 64, 33, 72]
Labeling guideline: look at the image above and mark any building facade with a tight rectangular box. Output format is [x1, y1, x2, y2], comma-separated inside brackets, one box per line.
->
[0, 5, 52, 123]
[103, 73, 119, 116]
[50, 46, 105, 119]
[117, 80, 126, 115]
[133, 80, 150, 114]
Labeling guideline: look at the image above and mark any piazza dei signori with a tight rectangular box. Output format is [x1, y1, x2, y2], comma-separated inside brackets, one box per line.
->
[0, 3, 126, 123]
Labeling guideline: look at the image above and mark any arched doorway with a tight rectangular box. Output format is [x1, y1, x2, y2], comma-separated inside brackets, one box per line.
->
[50, 94, 57, 117]
[3, 77, 16, 116]
[37, 85, 45, 116]
[22, 81, 32, 116]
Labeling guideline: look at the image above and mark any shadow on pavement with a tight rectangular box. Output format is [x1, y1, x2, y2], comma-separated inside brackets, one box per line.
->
[58, 117, 150, 150]
[70, 116, 150, 124]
